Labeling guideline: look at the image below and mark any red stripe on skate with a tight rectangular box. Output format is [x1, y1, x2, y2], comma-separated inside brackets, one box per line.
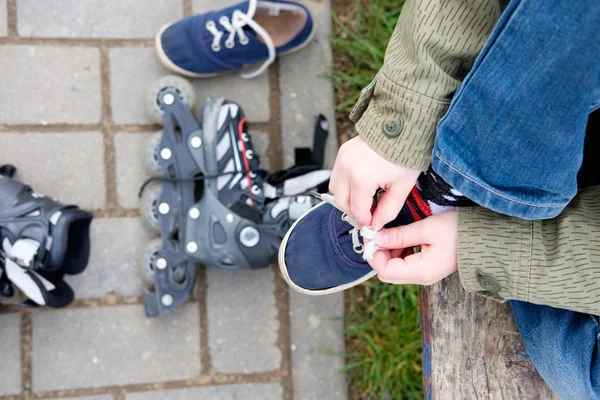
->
[237, 117, 254, 206]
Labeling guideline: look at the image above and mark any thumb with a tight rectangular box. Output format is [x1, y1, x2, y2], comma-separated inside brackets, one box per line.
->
[375, 218, 433, 249]
[370, 183, 413, 230]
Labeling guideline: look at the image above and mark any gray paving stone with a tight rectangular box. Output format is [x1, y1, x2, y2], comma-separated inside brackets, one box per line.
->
[279, 0, 338, 169]
[66, 218, 153, 298]
[114, 131, 270, 208]
[114, 131, 154, 209]
[0, 45, 100, 124]
[110, 48, 270, 125]
[18, 0, 181, 38]
[289, 291, 347, 400]
[31, 303, 200, 391]
[192, 0, 239, 14]
[127, 383, 282, 400]
[46, 397, 113, 400]
[206, 267, 280, 373]
[0, 0, 7, 37]
[0, 313, 21, 395]
[0, 132, 106, 209]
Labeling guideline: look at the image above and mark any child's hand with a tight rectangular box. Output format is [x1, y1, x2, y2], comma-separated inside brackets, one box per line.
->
[329, 136, 420, 229]
[368, 211, 458, 285]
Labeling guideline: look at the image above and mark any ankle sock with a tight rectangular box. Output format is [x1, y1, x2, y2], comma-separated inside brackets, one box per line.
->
[388, 168, 474, 227]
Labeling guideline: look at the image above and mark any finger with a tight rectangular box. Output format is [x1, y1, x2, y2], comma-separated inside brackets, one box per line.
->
[375, 218, 435, 249]
[370, 183, 414, 231]
[372, 251, 434, 285]
[349, 183, 376, 227]
[391, 249, 403, 258]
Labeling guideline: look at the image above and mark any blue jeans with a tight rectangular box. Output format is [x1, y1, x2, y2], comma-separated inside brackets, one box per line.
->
[432, 0, 600, 220]
[511, 300, 600, 399]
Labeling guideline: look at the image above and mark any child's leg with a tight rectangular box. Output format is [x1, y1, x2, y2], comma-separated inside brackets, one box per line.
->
[511, 300, 600, 399]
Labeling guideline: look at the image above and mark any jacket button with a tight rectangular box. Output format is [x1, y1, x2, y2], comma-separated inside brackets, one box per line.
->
[383, 119, 403, 137]
[479, 275, 501, 293]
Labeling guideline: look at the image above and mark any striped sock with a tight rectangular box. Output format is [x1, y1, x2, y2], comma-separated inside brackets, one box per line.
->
[388, 169, 473, 227]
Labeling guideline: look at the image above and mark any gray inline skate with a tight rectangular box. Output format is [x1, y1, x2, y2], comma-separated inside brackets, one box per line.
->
[0, 165, 93, 308]
[140, 75, 329, 317]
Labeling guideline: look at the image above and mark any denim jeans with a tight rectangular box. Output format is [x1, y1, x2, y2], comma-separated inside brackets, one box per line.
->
[511, 300, 600, 399]
[432, 0, 600, 220]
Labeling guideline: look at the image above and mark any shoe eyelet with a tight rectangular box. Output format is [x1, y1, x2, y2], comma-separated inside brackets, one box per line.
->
[225, 40, 235, 49]
[353, 244, 364, 254]
[219, 16, 229, 25]
[341, 213, 348, 221]
[245, 149, 254, 159]
[205, 20, 215, 29]
[212, 44, 221, 52]
[240, 37, 249, 45]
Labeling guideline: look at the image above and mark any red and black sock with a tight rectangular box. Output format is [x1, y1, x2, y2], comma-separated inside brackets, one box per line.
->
[388, 169, 474, 226]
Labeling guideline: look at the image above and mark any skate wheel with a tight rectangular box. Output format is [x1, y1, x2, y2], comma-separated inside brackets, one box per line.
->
[139, 239, 188, 292]
[140, 182, 163, 234]
[146, 75, 196, 124]
[139, 238, 163, 291]
[143, 131, 164, 175]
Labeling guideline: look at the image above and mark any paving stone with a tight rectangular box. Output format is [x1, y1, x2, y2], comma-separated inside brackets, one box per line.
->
[0, 0, 7, 37]
[47, 397, 113, 400]
[66, 218, 153, 298]
[279, 0, 338, 169]
[18, 0, 181, 38]
[206, 267, 280, 373]
[31, 303, 200, 391]
[127, 383, 282, 400]
[0, 45, 100, 124]
[114, 131, 270, 208]
[0, 313, 21, 395]
[110, 48, 270, 125]
[0, 132, 106, 209]
[114, 131, 155, 209]
[192, 0, 239, 14]
[289, 291, 347, 400]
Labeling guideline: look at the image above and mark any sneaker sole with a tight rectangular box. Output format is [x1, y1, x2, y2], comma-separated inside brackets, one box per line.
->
[278, 201, 377, 296]
[155, 20, 316, 78]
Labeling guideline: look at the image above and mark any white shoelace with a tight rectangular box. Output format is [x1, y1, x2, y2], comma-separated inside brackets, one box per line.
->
[320, 193, 381, 262]
[205, 0, 276, 79]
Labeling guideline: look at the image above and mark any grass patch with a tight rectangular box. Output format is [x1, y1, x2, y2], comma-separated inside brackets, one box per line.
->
[329, 1, 424, 399]
[344, 282, 423, 400]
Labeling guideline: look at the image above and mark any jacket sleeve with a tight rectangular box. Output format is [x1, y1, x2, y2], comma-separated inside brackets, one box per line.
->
[349, 0, 505, 171]
[457, 186, 600, 315]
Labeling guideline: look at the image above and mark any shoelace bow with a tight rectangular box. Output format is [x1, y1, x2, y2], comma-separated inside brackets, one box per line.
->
[205, 0, 276, 79]
[319, 193, 381, 262]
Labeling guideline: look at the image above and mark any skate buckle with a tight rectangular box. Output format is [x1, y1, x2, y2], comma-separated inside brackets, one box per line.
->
[8, 238, 41, 267]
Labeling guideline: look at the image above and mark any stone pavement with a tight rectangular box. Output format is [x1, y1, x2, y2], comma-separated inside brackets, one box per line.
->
[0, 1, 345, 399]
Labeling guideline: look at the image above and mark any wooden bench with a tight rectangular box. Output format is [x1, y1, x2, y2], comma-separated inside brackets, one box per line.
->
[420, 273, 557, 399]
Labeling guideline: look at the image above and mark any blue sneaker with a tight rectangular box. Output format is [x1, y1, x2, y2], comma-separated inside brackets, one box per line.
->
[155, 0, 315, 79]
[278, 194, 382, 295]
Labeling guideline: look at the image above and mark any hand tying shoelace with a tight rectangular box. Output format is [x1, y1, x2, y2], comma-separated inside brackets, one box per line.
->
[205, 0, 276, 79]
[319, 193, 381, 262]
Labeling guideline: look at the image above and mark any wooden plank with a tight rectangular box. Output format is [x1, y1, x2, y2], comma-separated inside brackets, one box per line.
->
[420, 273, 557, 400]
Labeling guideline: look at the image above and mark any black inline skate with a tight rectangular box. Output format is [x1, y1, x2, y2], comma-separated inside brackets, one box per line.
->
[0, 165, 93, 308]
[139, 75, 330, 317]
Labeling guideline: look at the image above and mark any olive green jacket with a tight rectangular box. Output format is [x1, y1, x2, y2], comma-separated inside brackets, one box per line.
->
[351, 0, 600, 315]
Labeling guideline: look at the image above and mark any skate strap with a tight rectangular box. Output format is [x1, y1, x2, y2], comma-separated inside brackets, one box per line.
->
[8, 238, 40, 267]
[4, 258, 55, 306]
[268, 115, 329, 186]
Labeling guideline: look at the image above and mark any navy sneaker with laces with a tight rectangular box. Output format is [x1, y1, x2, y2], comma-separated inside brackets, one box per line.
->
[155, 0, 314, 79]
[278, 170, 473, 295]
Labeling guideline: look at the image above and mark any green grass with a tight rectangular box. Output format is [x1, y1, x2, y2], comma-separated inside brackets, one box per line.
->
[330, 0, 405, 116]
[329, 1, 424, 398]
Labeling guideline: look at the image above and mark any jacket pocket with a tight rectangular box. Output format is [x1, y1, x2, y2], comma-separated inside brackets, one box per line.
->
[349, 76, 377, 123]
